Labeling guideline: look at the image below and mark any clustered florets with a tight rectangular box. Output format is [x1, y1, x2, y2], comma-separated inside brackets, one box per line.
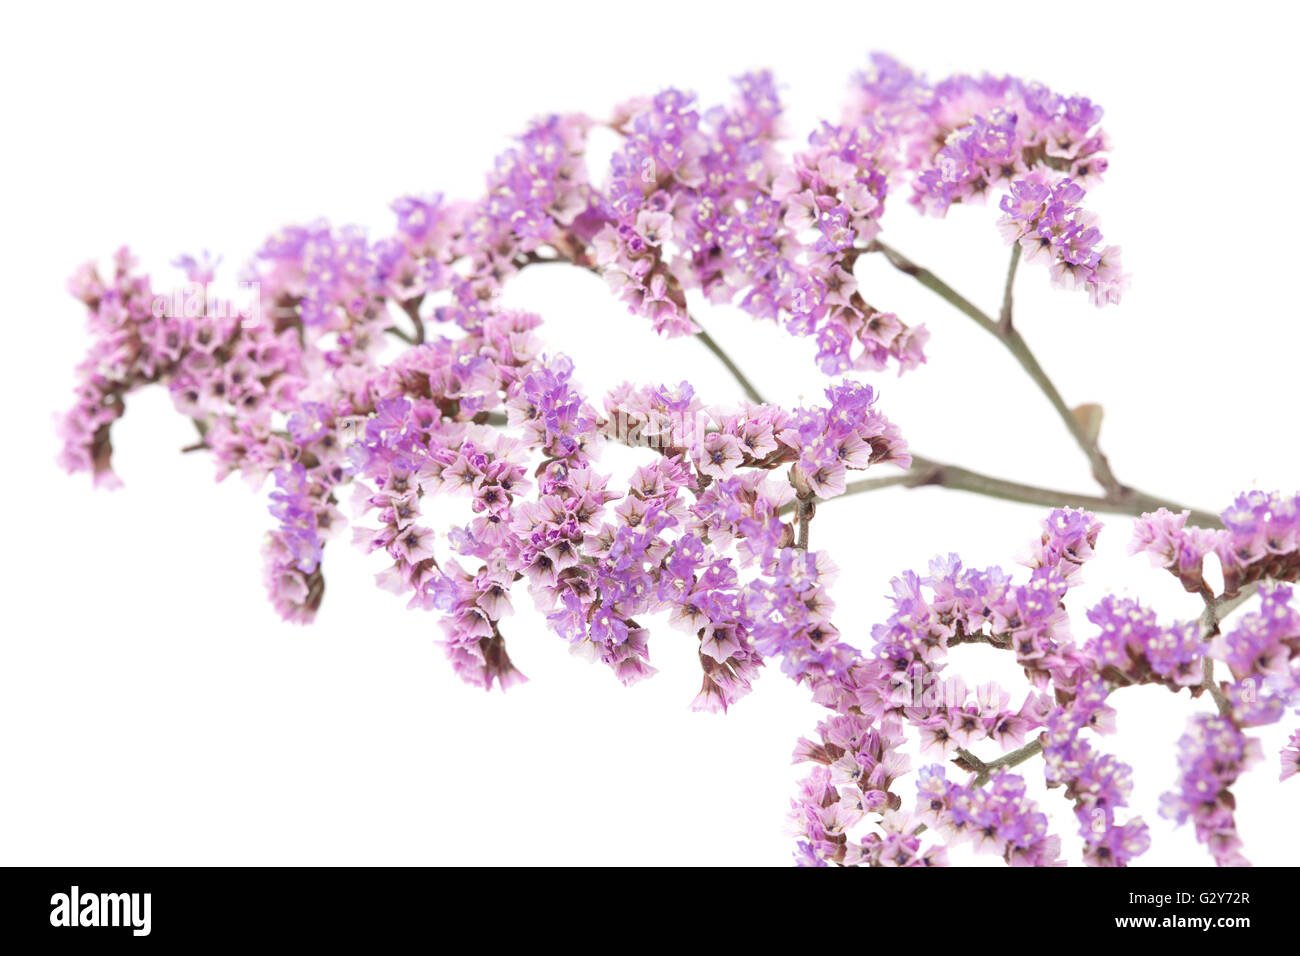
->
[1160, 715, 1262, 867]
[59, 54, 1296, 866]
[789, 509, 1148, 866]
[1131, 492, 1300, 596]
[848, 54, 1126, 306]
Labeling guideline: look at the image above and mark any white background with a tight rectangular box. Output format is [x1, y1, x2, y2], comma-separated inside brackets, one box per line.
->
[2, 0, 1297, 865]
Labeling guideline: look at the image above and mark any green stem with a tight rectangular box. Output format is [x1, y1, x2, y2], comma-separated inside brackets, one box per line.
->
[958, 739, 1046, 789]
[401, 298, 426, 345]
[1198, 583, 1259, 718]
[517, 247, 767, 406]
[694, 324, 767, 405]
[871, 240, 1001, 334]
[870, 240, 1126, 499]
[836, 454, 1221, 528]
[1001, 328, 1122, 498]
[517, 234, 1223, 530]
[1201, 658, 1233, 718]
[1198, 582, 1258, 638]
[796, 495, 813, 550]
[998, 243, 1021, 334]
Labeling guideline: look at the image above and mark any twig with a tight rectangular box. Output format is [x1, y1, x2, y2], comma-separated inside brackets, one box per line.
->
[693, 324, 767, 406]
[1197, 583, 1259, 718]
[400, 297, 426, 345]
[829, 454, 1221, 528]
[1200, 658, 1234, 718]
[998, 243, 1021, 334]
[1198, 583, 1259, 639]
[955, 739, 1046, 789]
[870, 240, 1126, 499]
[181, 418, 209, 454]
[517, 244, 767, 406]
[796, 495, 813, 550]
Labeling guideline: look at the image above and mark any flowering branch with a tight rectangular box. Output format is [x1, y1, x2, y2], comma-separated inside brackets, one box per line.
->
[58, 53, 1300, 869]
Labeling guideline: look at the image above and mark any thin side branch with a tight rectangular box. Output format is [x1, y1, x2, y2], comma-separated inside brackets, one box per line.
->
[517, 245, 768, 406]
[870, 240, 1125, 499]
[694, 323, 767, 405]
[956, 739, 1046, 789]
[181, 418, 210, 454]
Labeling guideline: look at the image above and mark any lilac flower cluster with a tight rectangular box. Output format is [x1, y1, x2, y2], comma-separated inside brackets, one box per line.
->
[916, 766, 1061, 866]
[59, 250, 303, 488]
[594, 78, 929, 374]
[59, 250, 152, 488]
[997, 173, 1126, 305]
[1209, 585, 1300, 727]
[322, 317, 904, 703]
[849, 57, 1108, 209]
[790, 766, 946, 867]
[783, 496, 1300, 867]
[864, 507, 1104, 693]
[1040, 677, 1150, 867]
[766, 123, 928, 374]
[265, 462, 332, 621]
[1085, 595, 1203, 688]
[1131, 493, 1300, 597]
[845, 54, 1127, 305]
[789, 714, 916, 865]
[1160, 715, 1262, 867]
[787, 509, 1140, 866]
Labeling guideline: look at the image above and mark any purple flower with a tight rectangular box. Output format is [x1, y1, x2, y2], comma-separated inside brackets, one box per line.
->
[1133, 494, 1300, 597]
[1160, 714, 1262, 866]
[1085, 596, 1203, 687]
